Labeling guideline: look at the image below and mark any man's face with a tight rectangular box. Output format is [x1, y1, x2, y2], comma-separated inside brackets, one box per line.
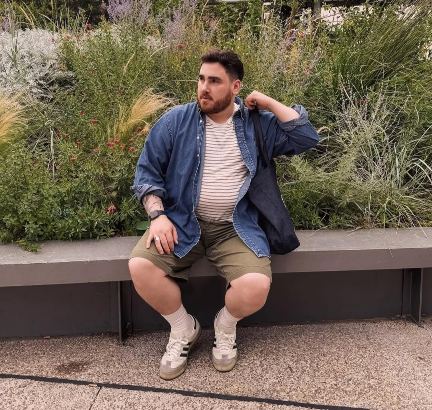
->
[197, 62, 241, 114]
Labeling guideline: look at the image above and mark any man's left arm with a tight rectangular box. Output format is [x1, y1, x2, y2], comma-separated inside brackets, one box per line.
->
[245, 90, 319, 157]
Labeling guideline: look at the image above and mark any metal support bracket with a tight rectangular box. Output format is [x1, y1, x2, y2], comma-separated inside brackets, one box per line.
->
[401, 268, 424, 326]
[117, 281, 133, 344]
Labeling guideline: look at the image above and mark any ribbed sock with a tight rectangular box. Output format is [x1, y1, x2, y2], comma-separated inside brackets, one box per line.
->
[162, 304, 194, 336]
[216, 306, 240, 334]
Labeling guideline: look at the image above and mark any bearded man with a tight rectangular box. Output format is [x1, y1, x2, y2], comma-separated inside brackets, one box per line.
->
[128, 49, 319, 380]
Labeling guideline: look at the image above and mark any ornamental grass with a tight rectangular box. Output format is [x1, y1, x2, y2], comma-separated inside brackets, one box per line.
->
[0, 0, 432, 248]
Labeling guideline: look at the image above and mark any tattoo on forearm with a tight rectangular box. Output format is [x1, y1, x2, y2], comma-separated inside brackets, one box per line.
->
[142, 194, 164, 215]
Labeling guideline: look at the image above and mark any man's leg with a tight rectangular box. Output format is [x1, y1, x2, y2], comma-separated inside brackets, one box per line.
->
[211, 272, 271, 372]
[128, 257, 181, 315]
[225, 272, 271, 319]
[128, 228, 205, 381]
[205, 223, 272, 373]
[129, 257, 201, 380]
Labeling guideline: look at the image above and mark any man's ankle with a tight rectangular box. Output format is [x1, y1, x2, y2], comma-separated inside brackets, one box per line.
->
[162, 304, 194, 336]
[215, 306, 240, 334]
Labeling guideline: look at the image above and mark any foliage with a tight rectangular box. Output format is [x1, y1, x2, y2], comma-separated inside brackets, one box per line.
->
[0, 0, 103, 29]
[0, 28, 73, 99]
[0, 94, 27, 144]
[1, 0, 432, 248]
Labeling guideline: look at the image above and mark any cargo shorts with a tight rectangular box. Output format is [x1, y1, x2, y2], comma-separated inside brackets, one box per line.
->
[129, 218, 272, 288]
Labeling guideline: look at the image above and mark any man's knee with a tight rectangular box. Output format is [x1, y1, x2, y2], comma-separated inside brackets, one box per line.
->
[128, 257, 166, 283]
[230, 273, 271, 305]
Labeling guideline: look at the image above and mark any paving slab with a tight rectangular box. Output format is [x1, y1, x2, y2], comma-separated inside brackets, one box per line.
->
[91, 388, 316, 410]
[1, 318, 432, 409]
[0, 378, 98, 409]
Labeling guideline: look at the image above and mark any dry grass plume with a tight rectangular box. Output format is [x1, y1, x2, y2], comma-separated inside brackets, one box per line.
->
[115, 90, 173, 139]
[0, 95, 27, 143]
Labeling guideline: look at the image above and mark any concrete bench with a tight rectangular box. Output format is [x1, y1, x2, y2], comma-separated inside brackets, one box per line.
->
[1, 228, 431, 341]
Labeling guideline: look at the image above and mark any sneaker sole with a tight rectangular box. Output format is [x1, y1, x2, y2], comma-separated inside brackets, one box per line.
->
[212, 353, 238, 372]
[160, 321, 202, 381]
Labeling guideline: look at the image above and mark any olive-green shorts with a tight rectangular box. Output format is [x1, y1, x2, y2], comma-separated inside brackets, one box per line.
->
[129, 218, 272, 288]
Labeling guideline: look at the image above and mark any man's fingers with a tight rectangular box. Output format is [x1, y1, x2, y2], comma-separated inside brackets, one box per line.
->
[245, 98, 257, 110]
[173, 226, 178, 245]
[146, 233, 153, 249]
[160, 235, 171, 254]
[154, 237, 165, 254]
[163, 231, 175, 252]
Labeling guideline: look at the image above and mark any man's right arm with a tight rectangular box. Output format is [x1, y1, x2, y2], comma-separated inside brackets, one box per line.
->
[131, 112, 178, 254]
[142, 194, 164, 215]
[131, 113, 173, 204]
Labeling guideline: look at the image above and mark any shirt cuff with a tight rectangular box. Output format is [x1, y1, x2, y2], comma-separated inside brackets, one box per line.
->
[277, 104, 309, 132]
[130, 184, 166, 205]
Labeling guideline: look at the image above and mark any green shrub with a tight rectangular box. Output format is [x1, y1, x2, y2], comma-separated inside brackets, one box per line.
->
[0, 0, 103, 30]
[1, 0, 432, 248]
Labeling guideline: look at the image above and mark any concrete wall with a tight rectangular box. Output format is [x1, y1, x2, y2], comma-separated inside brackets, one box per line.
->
[1, 268, 430, 339]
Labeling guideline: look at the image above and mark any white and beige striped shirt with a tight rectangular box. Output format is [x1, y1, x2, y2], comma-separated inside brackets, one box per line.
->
[196, 103, 248, 222]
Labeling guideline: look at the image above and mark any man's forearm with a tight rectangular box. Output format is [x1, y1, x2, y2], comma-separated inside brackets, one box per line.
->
[142, 194, 164, 215]
[267, 98, 300, 123]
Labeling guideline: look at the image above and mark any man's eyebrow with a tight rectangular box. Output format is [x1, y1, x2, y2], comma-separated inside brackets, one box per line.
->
[198, 74, 222, 81]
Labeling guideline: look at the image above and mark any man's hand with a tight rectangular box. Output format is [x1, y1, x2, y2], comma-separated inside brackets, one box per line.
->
[244, 90, 273, 111]
[146, 215, 178, 255]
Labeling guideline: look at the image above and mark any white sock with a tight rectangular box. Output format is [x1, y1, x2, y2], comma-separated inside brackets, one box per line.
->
[162, 304, 194, 336]
[216, 306, 240, 334]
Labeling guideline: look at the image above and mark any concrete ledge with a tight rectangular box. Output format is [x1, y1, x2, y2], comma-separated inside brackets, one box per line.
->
[1, 228, 432, 287]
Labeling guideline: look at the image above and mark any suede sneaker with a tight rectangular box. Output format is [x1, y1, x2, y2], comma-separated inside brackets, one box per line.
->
[212, 311, 238, 372]
[159, 315, 201, 380]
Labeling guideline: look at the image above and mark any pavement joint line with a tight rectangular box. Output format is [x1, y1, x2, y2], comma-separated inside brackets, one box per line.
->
[88, 385, 102, 410]
[0, 373, 370, 410]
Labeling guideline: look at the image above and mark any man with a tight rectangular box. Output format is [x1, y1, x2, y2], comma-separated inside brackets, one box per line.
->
[128, 50, 319, 380]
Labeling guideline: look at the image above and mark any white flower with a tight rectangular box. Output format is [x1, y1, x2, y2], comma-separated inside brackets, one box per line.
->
[0, 29, 65, 98]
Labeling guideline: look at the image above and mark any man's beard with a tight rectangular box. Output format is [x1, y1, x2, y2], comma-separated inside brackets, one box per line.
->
[197, 91, 233, 114]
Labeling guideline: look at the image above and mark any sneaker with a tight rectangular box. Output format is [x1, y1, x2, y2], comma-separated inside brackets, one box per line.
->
[212, 311, 238, 372]
[159, 315, 201, 380]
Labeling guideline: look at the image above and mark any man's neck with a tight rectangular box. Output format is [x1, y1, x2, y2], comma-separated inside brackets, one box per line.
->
[206, 101, 236, 124]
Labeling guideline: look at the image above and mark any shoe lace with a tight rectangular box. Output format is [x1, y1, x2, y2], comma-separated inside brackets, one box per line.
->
[165, 335, 188, 361]
[216, 330, 236, 353]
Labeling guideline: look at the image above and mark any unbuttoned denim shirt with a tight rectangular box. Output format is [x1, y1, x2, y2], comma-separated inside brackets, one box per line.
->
[131, 96, 319, 258]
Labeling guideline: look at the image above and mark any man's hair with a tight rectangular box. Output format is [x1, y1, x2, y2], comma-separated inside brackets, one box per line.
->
[200, 49, 244, 81]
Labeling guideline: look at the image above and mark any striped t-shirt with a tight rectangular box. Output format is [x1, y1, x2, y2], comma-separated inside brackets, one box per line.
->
[196, 103, 248, 222]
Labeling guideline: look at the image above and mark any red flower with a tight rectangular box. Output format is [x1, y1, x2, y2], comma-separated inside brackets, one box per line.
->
[128, 146, 137, 153]
[106, 203, 117, 215]
[107, 141, 115, 148]
[89, 118, 98, 125]
[79, 111, 85, 116]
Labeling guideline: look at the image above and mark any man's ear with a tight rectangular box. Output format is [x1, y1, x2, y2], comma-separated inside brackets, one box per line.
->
[233, 79, 241, 95]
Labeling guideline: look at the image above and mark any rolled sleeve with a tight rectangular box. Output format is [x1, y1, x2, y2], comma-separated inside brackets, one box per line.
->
[130, 113, 173, 205]
[260, 104, 319, 158]
[131, 184, 166, 205]
[276, 104, 309, 132]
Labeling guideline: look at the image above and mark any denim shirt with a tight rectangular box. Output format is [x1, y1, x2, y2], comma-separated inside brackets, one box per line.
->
[131, 96, 319, 258]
